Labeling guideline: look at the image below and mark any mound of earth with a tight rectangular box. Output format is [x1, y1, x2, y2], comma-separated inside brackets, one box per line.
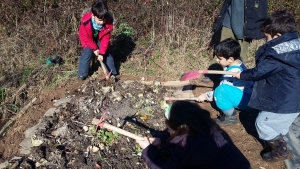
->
[0, 75, 286, 169]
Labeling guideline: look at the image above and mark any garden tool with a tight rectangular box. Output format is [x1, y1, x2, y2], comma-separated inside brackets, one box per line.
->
[97, 55, 111, 80]
[180, 70, 236, 81]
[164, 96, 198, 101]
[92, 117, 143, 140]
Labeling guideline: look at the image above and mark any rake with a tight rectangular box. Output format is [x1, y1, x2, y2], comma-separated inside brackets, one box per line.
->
[180, 70, 236, 81]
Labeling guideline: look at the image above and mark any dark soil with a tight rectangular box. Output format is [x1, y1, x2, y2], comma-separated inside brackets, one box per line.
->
[0, 75, 286, 169]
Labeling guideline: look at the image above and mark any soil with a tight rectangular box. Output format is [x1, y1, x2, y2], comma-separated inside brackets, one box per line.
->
[0, 75, 286, 169]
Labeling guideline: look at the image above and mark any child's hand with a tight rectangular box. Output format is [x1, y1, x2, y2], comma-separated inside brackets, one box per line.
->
[197, 93, 207, 102]
[93, 49, 99, 56]
[97, 55, 103, 61]
[136, 137, 161, 149]
[234, 71, 241, 79]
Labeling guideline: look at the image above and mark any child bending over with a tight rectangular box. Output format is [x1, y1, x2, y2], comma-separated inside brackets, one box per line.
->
[136, 101, 251, 169]
[78, 0, 117, 80]
[197, 38, 254, 125]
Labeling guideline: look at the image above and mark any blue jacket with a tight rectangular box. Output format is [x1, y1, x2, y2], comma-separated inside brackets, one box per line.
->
[241, 32, 300, 113]
[213, 0, 268, 40]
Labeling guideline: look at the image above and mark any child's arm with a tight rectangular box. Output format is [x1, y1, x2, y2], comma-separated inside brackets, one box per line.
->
[78, 23, 98, 51]
[240, 58, 284, 81]
[197, 91, 214, 102]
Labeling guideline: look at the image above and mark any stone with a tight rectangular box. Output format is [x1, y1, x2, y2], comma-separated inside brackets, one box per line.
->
[19, 138, 34, 149]
[44, 107, 58, 117]
[53, 97, 72, 107]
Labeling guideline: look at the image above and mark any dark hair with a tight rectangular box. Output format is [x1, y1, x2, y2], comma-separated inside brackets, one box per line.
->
[260, 10, 297, 37]
[213, 38, 241, 60]
[165, 101, 217, 140]
[91, 0, 108, 20]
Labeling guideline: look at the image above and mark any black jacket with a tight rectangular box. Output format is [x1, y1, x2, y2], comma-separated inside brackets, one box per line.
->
[213, 0, 268, 40]
[241, 32, 300, 113]
[141, 130, 251, 169]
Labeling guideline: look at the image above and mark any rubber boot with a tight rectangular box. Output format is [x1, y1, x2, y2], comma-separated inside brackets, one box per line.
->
[213, 112, 237, 125]
[262, 135, 292, 162]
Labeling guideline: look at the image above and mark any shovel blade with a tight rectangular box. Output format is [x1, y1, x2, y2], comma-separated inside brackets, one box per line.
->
[180, 70, 201, 81]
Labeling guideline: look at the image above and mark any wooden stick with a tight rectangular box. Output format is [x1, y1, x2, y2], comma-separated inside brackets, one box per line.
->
[92, 118, 143, 140]
[140, 80, 190, 87]
[164, 96, 198, 101]
[0, 97, 37, 136]
[99, 60, 109, 80]
[200, 70, 236, 75]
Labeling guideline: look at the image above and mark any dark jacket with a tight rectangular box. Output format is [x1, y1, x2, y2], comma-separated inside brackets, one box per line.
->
[213, 0, 268, 40]
[141, 130, 251, 169]
[241, 32, 300, 113]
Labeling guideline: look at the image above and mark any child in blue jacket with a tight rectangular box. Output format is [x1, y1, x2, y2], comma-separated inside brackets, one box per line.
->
[197, 38, 254, 125]
[235, 10, 300, 162]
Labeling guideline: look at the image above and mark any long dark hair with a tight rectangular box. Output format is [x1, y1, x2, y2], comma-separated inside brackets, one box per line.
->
[165, 101, 217, 140]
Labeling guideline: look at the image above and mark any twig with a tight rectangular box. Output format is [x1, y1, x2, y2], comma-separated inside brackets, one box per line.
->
[0, 97, 37, 136]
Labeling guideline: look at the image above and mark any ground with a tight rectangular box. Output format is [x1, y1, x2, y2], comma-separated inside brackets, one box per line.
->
[0, 75, 286, 169]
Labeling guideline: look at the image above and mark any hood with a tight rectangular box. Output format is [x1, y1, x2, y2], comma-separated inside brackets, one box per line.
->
[265, 32, 300, 70]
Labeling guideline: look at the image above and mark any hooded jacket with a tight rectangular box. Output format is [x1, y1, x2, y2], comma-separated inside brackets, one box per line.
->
[78, 12, 113, 55]
[241, 32, 300, 113]
[141, 130, 251, 169]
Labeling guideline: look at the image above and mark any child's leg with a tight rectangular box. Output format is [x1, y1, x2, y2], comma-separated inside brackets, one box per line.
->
[256, 111, 299, 161]
[78, 47, 93, 78]
[255, 111, 300, 140]
[214, 84, 251, 116]
[104, 52, 117, 75]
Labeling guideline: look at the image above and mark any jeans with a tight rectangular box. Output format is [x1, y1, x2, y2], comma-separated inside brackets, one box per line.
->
[78, 45, 116, 77]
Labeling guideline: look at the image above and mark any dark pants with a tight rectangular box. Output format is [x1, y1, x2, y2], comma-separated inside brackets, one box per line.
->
[78, 46, 116, 77]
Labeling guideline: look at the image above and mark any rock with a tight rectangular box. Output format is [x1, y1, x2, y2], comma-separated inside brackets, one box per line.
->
[53, 97, 72, 106]
[51, 125, 68, 137]
[44, 107, 58, 117]
[31, 135, 44, 146]
[83, 126, 89, 132]
[19, 148, 31, 155]
[19, 138, 34, 149]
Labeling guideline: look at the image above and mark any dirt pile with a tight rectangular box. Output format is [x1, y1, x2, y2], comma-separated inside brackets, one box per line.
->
[0, 77, 185, 168]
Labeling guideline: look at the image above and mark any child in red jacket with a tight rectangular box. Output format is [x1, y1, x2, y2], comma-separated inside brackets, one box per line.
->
[78, 0, 116, 80]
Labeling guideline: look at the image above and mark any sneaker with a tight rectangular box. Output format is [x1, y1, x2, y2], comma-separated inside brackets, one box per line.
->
[78, 76, 86, 81]
[214, 113, 237, 125]
[201, 76, 212, 83]
[110, 75, 118, 82]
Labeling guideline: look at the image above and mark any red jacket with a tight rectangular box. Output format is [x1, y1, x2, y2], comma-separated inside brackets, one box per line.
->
[78, 12, 113, 55]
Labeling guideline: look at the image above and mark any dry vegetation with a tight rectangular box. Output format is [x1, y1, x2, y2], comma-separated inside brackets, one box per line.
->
[0, 0, 300, 135]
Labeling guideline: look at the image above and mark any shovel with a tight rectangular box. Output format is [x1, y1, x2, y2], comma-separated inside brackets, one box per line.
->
[180, 70, 236, 81]
[164, 96, 198, 101]
[98, 57, 111, 80]
[92, 118, 143, 140]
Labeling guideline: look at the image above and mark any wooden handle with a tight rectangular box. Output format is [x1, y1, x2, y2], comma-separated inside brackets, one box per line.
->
[200, 70, 237, 75]
[99, 60, 109, 79]
[164, 97, 198, 101]
[92, 118, 143, 140]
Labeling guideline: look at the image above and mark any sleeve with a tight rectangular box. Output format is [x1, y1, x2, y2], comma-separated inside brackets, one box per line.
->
[241, 57, 284, 81]
[98, 32, 111, 55]
[78, 22, 98, 51]
[157, 132, 170, 144]
[205, 91, 214, 101]
[141, 145, 182, 169]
